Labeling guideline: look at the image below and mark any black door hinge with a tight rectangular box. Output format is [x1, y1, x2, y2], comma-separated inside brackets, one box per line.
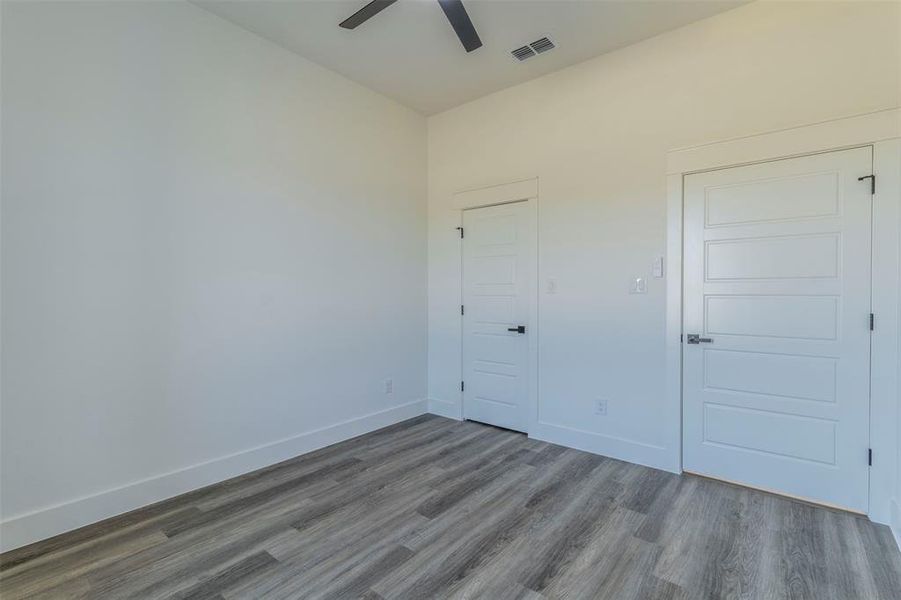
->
[868, 448, 873, 466]
[461, 305, 464, 315]
[858, 175, 875, 195]
[456, 227, 464, 239]
[870, 313, 875, 331]
[461, 381, 465, 392]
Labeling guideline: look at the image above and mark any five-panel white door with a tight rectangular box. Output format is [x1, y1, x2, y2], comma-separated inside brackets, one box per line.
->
[682, 147, 873, 512]
[462, 200, 533, 433]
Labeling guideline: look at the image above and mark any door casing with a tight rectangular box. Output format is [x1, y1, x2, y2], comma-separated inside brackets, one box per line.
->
[665, 108, 901, 524]
[452, 180, 539, 436]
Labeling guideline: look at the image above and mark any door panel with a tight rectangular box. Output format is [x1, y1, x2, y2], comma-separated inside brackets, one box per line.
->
[704, 171, 840, 225]
[703, 349, 837, 403]
[702, 404, 837, 465]
[705, 234, 839, 280]
[682, 146, 872, 512]
[705, 295, 839, 339]
[462, 201, 533, 432]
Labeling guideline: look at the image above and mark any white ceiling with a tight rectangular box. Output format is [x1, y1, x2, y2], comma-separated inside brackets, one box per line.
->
[194, 0, 746, 115]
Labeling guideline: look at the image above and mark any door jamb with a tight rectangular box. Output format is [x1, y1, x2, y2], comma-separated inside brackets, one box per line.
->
[665, 108, 901, 524]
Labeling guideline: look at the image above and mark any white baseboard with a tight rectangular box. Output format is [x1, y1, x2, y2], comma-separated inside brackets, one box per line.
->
[427, 397, 461, 420]
[530, 421, 679, 474]
[891, 498, 901, 554]
[0, 400, 427, 553]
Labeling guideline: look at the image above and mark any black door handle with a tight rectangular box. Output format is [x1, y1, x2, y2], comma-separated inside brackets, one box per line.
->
[507, 325, 526, 334]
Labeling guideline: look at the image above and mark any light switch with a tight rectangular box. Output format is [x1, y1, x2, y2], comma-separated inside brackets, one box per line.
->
[547, 277, 558, 294]
[630, 277, 647, 294]
[653, 256, 664, 278]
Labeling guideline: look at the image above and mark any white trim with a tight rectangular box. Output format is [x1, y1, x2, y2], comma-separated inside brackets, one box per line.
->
[0, 400, 427, 552]
[531, 422, 674, 472]
[667, 108, 901, 175]
[870, 139, 901, 525]
[529, 196, 541, 435]
[427, 397, 461, 420]
[452, 177, 538, 209]
[665, 110, 900, 525]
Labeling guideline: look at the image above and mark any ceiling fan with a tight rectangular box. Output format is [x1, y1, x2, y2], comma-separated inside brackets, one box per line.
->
[339, 0, 482, 53]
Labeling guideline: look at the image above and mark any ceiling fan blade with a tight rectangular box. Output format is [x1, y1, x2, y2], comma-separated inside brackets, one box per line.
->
[437, 0, 482, 53]
[339, 0, 398, 29]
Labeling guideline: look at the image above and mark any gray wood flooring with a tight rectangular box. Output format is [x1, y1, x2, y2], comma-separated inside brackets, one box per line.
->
[2, 415, 900, 599]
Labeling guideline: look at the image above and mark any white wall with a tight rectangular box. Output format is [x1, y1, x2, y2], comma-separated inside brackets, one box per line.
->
[427, 1, 901, 473]
[1, 1, 427, 550]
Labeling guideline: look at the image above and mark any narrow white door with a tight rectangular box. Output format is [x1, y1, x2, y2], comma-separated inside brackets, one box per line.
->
[462, 200, 534, 433]
[682, 147, 873, 512]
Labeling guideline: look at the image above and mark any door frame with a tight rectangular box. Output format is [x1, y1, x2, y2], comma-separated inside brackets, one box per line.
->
[664, 108, 901, 524]
[454, 178, 539, 435]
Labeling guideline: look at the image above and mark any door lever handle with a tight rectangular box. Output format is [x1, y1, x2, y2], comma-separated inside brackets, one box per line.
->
[686, 334, 712, 344]
[507, 325, 526, 334]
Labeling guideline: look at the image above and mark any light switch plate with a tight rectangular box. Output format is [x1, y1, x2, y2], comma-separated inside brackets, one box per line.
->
[629, 277, 647, 294]
[653, 256, 664, 278]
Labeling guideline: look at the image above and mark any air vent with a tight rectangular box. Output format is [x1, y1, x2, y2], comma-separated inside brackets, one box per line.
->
[529, 36, 555, 54]
[511, 36, 556, 62]
[511, 45, 536, 61]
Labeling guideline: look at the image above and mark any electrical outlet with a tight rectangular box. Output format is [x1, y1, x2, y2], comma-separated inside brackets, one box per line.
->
[384, 378, 393, 395]
[595, 399, 608, 416]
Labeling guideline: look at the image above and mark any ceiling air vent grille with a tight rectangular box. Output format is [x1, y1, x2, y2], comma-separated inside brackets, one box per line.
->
[511, 36, 556, 62]
[529, 37, 555, 54]
[511, 45, 536, 61]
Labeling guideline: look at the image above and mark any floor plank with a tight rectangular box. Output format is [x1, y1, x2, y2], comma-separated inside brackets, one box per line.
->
[2, 415, 899, 599]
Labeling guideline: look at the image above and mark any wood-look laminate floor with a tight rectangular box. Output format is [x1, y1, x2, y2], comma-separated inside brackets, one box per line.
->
[2, 415, 900, 600]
